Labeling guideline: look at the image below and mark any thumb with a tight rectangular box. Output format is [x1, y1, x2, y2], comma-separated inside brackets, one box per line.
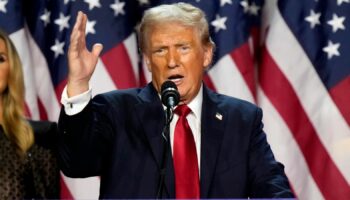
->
[92, 43, 103, 57]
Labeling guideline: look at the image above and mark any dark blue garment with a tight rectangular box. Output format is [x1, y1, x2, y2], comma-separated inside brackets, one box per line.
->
[58, 83, 293, 199]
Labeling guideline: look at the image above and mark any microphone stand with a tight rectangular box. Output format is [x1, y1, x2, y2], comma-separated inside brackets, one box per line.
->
[156, 106, 174, 199]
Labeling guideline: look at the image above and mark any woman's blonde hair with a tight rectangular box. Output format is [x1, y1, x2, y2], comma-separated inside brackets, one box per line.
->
[0, 29, 34, 155]
[138, 2, 215, 53]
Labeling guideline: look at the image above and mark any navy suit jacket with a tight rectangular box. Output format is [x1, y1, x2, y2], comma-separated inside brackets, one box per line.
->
[58, 83, 294, 199]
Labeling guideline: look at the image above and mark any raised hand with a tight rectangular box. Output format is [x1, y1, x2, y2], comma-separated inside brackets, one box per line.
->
[67, 11, 103, 97]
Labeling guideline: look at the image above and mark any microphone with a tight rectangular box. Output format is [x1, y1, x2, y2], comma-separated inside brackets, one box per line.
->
[161, 80, 180, 109]
[157, 80, 180, 198]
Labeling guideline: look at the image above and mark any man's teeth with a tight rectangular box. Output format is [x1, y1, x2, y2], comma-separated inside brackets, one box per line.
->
[168, 77, 183, 83]
[171, 78, 182, 82]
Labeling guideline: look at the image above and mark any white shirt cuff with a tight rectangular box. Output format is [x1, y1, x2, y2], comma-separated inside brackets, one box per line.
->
[61, 86, 92, 116]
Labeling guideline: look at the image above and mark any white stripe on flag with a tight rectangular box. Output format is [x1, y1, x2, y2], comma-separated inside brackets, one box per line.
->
[124, 33, 140, 85]
[266, 7, 350, 184]
[209, 55, 255, 103]
[62, 173, 100, 199]
[24, 25, 60, 121]
[258, 88, 324, 200]
[142, 58, 152, 83]
[91, 58, 118, 96]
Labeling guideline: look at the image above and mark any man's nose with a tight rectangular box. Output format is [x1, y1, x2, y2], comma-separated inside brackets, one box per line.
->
[167, 49, 179, 69]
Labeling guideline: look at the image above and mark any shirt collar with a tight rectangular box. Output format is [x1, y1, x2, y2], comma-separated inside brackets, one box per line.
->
[159, 83, 203, 119]
[187, 84, 203, 119]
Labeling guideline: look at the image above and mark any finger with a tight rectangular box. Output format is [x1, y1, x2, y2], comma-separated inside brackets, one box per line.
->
[69, 11, 83, 50]
[92, 43, 104, 57]
[78, 13, 88, 50]
[76, 11, 85, 32]
[68, 31, 80, 57]
[80, 13, 87, 38]
[73, 12, 84, 35]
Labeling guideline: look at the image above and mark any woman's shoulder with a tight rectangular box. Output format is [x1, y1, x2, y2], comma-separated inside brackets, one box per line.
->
[28, 120, 58, 149]
[27, 121, 60, 199]
[28, 120, 57, 133]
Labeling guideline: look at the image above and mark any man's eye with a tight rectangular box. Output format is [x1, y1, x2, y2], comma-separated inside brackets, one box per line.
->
[154, 48, 166, 55]
[180, 46, 190, 52]
[0, 55, 5, 63]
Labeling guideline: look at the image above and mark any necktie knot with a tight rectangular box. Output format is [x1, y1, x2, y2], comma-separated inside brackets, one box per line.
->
[174, 104, 191, 117]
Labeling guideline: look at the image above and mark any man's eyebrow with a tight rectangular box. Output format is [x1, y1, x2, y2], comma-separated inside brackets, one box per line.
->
[151, 45, 167, 49]
[175, 42, 190, 46]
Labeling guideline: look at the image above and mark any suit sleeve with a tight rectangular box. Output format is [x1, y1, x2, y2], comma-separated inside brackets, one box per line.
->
[58, 94, 116, 178]
[248, 108, 294, 198]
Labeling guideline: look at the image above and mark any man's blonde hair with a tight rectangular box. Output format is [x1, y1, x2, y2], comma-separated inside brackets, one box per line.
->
[138, 2, 215, 52]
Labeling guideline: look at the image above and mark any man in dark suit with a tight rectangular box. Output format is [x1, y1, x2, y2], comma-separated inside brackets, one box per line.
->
[58, 2, 294, 199]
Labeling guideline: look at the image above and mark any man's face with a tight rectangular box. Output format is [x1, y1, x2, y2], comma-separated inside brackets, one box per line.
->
[144, 22, 213, 104]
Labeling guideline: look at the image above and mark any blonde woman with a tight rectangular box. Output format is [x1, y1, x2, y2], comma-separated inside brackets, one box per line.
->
[0, 29, 60, 199]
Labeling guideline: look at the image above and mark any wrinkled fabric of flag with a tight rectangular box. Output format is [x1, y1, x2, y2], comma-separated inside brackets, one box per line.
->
[0, 0, 349, 199]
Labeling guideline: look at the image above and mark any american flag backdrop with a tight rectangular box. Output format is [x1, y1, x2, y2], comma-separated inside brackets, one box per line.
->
[0, 0, 349, 199]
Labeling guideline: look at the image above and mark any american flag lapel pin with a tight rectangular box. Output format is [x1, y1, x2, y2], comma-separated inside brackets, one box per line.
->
[215, 112, 223, 120]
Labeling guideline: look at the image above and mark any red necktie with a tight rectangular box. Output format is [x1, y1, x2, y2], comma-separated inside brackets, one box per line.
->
[173, 104, 200, 199]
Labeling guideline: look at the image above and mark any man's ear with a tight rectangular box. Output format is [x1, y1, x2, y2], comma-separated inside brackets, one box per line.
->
[143, 54, 152, 72]
[203, 45, 213, 69]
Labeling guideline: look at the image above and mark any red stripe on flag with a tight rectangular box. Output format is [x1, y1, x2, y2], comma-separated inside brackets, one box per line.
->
[139, 64, 148, 87]
[329, 76, 350, 126]
[230, 43, 256, 100]
[250, 27, 260, 59]
[60, 176, 74, 199]
[203, 73, 216, 92]
[260, 47, 350, 200]
[101, 43, 137, 89]
[55, 79, 67, 101]
[24, 103, 32, 118]
[37, 98, 48, 120]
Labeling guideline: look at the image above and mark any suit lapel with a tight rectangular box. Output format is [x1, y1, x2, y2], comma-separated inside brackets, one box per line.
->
[134, 84, 225, 198]
[200, 86, 226, 198]
[134, 83, 175, 198]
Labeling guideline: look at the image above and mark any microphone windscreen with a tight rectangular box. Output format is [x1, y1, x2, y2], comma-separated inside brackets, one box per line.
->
[161, 81, 180, 107]
[161, 80, 176, 92]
